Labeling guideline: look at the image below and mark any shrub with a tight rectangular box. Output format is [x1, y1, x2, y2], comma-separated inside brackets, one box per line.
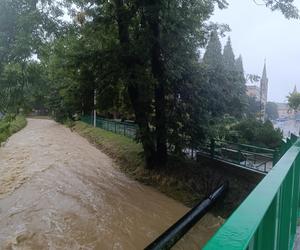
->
[209, 116, 283, 149]
[231, 119, 282, 149]
[0, 115, 27, 144]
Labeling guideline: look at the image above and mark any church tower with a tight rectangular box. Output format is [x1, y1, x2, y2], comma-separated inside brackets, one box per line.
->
[260, 60, 268, 121]
[293, 85, 297, 94]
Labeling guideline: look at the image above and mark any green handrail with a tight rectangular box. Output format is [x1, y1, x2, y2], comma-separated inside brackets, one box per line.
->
[214, 139, 276, 154]
[203, 138, 300, 250]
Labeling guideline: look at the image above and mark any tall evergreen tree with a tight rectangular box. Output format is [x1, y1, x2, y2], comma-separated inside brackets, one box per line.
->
[203, 30, 223, 69]
[222, 38, 247, 117]
[236, 55, 244, 74]
[202, 31, 228, 116]
[223, 37, 236, 72]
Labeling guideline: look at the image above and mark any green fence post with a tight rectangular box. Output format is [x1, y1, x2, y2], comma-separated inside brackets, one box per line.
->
[290, 162, 299, 239]
[238, 150, 241, 165]
[273, 149, 279, 166]
[277, 169, 293, 250]
[258, 195, 278, 250]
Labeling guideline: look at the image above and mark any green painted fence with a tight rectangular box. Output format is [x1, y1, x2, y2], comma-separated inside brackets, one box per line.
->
[81, 116, 138, 139]
[197, 139, 278, 173]
[203, 135, 300, 250]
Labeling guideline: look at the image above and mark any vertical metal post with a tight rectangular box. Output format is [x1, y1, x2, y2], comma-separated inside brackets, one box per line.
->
[210, 139, 214, 158]
[93, 89, 97, 128]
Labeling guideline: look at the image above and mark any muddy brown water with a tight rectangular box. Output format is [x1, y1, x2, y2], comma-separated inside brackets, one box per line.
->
[0, 119, 221, 250]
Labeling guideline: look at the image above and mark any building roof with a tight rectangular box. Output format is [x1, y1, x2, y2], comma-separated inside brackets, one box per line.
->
[247, 85, 260, 89]
[275, 102, 289, 109]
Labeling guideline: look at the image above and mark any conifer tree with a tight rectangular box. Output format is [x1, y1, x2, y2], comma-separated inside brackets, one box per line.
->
[222, 39, 247, 117]
[235, 55, 244, 75]
[202, 31, 228, 116]
[223, 37, 236, 72]
[235, 55, 247, 88]
[203, 31, 223, 69]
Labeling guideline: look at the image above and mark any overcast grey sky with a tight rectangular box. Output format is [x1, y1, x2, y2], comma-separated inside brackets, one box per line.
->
[211, 0, 300, 103]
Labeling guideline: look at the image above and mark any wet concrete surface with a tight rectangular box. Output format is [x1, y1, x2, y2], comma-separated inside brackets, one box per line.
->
[0, 119, 221, 249]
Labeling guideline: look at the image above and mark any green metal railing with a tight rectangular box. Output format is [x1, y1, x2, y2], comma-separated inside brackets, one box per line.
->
[204, 135, 300, 250]
[197, 139, 279, 173]
[81, 115, 138, 139]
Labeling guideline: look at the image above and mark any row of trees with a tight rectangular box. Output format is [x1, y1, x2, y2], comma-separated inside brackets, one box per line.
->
[0, 0, 297, 168]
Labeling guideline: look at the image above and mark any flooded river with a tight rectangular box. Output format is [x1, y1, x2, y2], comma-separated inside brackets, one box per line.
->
[0, 119, 221, 250]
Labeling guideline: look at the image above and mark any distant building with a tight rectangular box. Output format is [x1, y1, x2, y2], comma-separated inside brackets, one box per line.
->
[246, 60, 268, 121]
[276, 103, 293, 119]
[246, 85, 260, 100]
[274, 85, 299, 120]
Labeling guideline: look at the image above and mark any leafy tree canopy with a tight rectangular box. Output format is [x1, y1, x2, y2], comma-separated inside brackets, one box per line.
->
[288, 92, 300, 111]
[266, 102, 279, 120]
[0, 0, 297, 167]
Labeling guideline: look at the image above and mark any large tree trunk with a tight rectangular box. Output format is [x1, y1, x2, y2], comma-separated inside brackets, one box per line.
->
[147, 1, 168, 166]
[114, 0, 157, 168]
[127, 84, 156, 166]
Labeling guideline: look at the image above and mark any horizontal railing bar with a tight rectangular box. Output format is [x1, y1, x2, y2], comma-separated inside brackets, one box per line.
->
[95, 118, 138, 127]
[214, 140, 276, 153]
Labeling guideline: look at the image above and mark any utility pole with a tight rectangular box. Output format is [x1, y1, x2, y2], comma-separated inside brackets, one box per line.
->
[94, 89, 97, 128]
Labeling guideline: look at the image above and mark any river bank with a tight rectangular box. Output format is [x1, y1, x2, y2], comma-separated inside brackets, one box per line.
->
[0, 115, 27, 145]
[73, 121, 262, 218]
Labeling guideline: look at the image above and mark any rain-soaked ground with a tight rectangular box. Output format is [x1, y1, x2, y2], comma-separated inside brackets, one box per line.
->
[0, 119, 222, 250]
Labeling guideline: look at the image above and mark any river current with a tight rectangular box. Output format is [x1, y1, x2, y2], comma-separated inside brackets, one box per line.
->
[0, 119, 221, 249]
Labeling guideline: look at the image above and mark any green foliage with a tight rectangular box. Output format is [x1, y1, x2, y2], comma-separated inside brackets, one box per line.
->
[0, 115, 27, 143]
[0, 0, 297, 167]
[231, 119, 283, 149]
[266, 102, 279, 120]
[202, 33, 247, 118]
[208, 115, 239, 141]
[223, 37, 236, 72]
[288, 92, 300, 111]
[203, 31, 223, 69]
[246, 96, 261, 118]
[262, 0, 299, 19]
[208, 116, 283, 149]
[73, 121, 144, 170]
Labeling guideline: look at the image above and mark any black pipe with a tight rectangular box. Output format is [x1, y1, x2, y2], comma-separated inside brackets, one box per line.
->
[144, 182, 228, 250]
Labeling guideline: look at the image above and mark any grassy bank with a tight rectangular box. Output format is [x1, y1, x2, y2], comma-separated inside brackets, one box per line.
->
[0, 115, 27, 144]
[73, 121, 261, 218]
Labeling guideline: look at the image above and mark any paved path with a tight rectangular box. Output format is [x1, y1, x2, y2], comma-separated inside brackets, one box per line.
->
[0, 119, 220, 249]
